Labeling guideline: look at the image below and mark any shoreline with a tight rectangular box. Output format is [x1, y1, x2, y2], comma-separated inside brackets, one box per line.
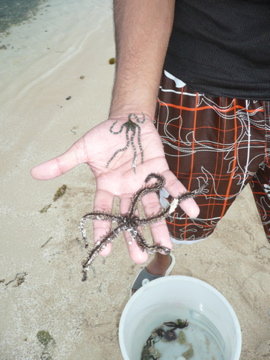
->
[0, 0, 112, 106]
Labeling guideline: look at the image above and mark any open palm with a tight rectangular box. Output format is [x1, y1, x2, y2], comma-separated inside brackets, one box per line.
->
[31, 116, 199, 263]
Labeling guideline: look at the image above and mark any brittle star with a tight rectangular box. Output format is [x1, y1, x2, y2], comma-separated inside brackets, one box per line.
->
[79, 173, 207, 281]
[106, 113, 145, 172]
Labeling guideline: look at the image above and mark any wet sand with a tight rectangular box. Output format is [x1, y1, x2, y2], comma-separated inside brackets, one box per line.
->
[0, 1, 269, 359]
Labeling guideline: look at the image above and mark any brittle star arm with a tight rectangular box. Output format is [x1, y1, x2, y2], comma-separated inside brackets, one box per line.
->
[136, 124, 144, 164]
[106, 130, 131, 168]
[136, 181, 208, 224]
[128, 173, 165, 217]
[130, 113, 145, 124]
[109, 120, 126, 134]
[135, 229, 171, 255]
[80, 211, 122, 247]
[129, 128, 138, 172]
[81, 223, 124, 281]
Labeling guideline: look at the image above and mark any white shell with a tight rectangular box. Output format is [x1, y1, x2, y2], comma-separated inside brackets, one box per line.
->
[169, 198, 179, 214]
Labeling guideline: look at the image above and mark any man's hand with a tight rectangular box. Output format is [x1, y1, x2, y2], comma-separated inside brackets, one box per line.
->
[31, 116, 199, 263]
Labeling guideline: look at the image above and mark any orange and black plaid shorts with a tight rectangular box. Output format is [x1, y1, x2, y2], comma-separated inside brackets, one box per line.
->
[155, 71, 270, 243]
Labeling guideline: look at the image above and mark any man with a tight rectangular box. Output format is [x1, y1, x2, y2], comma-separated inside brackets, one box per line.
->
[32, 0, 270, 292]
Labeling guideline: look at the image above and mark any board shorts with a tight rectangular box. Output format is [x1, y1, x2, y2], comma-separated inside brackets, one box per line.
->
[155, 70, 270, 244]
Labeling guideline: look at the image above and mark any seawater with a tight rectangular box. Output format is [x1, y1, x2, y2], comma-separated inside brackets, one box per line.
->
[141, 306, 226, 360]
[0, 0, 46, 33]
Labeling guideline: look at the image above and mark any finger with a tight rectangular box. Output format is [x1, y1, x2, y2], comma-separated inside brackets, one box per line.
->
[141, 191, 172, 250]
[120, 195, 148, 264]
[93, 189, 114, 257]
[31, 137, 89, 180]
[163, 170, 200, 218]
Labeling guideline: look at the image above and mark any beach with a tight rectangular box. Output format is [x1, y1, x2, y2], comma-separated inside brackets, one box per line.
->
[0, 1, 269, 359]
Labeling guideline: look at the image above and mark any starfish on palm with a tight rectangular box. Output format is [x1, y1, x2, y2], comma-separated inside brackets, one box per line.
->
[80, 173, 206, 281]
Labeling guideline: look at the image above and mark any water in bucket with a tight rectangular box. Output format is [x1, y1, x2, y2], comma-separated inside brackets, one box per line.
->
[141, 305, 225, 360]
[119, 276, 241, 360]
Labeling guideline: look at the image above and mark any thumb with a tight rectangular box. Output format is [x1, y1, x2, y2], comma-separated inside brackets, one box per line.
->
[31, 137, 89, 180]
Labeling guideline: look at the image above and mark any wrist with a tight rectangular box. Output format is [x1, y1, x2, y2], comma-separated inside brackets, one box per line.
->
[107, 112, 154, 123]
[109, 102, 156, 121]
[109, 83, 158, 120]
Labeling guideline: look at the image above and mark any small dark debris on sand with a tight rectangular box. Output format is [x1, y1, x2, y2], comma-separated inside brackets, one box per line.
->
[70, 126, 77, 134]
[5, 272, 28, 287]
[108, 57, 116, 65]
[39, 204, 52, 213]
[41, 237, 53, 248]
[53, 185, 67, 201]
[39, 185, 67, 214]
[37, 330, 55, 347]
[79, 75, 85, 79]
[37, 330, 55, 360]
[65, 96, 71, 100]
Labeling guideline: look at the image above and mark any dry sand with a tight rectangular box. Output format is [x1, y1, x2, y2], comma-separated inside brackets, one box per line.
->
[0, 1, 269, 359]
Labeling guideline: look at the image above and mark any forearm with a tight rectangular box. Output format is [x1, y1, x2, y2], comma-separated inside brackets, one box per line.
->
[110, 0, 175, 118]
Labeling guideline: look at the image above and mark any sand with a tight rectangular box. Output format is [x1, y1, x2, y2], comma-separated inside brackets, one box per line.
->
[0, 1, 269, 359]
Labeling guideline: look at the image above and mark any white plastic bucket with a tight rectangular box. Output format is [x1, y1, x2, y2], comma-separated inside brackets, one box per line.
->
[119, 275, 241, 360]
